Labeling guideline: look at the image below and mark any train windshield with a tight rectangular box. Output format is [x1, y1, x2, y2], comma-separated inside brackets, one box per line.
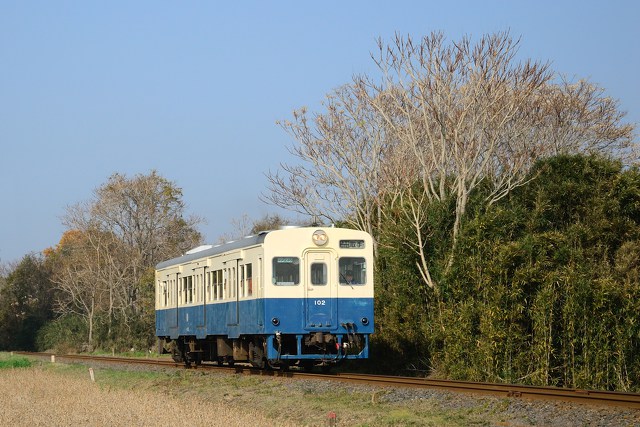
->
[339, 257, 366, 285]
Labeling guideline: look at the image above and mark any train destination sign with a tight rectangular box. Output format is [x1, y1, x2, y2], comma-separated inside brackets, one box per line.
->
[339, 240, 365, 249]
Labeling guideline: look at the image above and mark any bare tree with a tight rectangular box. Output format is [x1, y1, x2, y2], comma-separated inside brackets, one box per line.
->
[49, 230, 106, 347]
[51, 172, 202, 347]
[265, 31, 636, 291]
[217, 213, 253, 244]
[91, 171, 202, 267]
[359, 31, 635, 284]
[358, 32, 554, 278]
[250, 213, 289, 234]
[534, 78, 636, 160]
[264, 83, 393, 253]
[217, 213, 292, 243]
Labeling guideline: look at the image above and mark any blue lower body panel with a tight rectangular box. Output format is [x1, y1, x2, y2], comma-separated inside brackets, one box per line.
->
[156, 297, 373, 362]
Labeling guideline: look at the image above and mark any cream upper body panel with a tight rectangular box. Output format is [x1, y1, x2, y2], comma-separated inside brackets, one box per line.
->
[263, 227, 374, 299]
[155, 227, 374, 309]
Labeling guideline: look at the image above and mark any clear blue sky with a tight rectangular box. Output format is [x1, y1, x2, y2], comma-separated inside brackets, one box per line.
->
[1, 1, 638, 264]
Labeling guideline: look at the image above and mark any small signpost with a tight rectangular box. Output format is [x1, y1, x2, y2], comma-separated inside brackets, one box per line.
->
[327, 411, 337, 426]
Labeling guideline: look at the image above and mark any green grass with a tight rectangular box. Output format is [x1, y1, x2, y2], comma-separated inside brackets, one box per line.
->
[0, 355, 32, 369]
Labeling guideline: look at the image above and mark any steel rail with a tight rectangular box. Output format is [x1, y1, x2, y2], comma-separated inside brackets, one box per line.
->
[327, 373, 640, 409]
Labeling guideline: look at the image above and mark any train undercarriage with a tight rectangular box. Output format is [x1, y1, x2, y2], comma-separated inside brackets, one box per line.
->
[159, 331, 367, 371]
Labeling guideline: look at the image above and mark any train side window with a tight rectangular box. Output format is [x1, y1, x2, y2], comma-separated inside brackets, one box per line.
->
[230, 267, 236, 298]
[311, 263, 327, 285]
[246, 264, 253, 296]
[339, 257, 366, 285]
[211, 269, 221, 301]
[272, 257, 300, 285]
[162, 281, 168, 307]
[205, 271, 211, 302]
[240, 265, 245, 297]
[212, 273, 217, 300]
[187, 276, 193, 303]
[223, 270, 228, 299]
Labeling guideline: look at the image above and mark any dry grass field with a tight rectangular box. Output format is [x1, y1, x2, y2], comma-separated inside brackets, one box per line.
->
[0, 356, 489, 426]
[2, 354, 638, 426]
[0, 366, 297, 427]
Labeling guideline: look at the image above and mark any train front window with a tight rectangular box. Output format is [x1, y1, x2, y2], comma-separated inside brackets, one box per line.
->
[339, 257, 366, 285]
[311, 263, 327, 285]
[273, 257, 300, 285]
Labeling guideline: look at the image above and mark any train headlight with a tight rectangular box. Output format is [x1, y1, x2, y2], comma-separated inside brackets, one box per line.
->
[271, 317, 280, 326]
[312, 230, 328, 246]
[361, 317, 369, 326]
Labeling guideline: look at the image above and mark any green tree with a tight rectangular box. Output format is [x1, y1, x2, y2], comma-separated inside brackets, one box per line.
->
[0, 255, 54, 351]
[432, 155, 640, 390]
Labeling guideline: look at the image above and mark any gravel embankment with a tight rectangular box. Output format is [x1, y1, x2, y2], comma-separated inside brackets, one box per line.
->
[279, 376, 640, 426]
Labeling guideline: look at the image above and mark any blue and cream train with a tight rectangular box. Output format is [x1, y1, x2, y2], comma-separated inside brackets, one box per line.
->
[155, 226, 374, 369]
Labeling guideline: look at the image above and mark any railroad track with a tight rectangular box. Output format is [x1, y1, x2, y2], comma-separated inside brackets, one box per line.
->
[16, 352, 640, 409]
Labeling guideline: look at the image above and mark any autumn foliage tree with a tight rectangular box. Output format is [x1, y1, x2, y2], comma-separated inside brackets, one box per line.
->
[47, 171, 202, 350]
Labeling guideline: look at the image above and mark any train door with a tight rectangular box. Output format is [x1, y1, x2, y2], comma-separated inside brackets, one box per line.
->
[256, 257, 264, 326]
[196, 267, 206, 338]
[304, 251, 337, 329]
[226, 261, 239, 326]
[170, 272, 179, 337]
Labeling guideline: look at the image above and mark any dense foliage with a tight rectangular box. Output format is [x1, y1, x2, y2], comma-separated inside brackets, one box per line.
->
[0, 255, 54, 351]
[374, 155, 640, 391]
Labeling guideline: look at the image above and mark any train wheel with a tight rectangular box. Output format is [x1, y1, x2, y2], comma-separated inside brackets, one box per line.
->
[266, 360, 279, 370]
[252, 358, 266, 369]
[249, 340, 266, 369]
[170, 342, 183, 364]
[192, 353, 202, 367]
[300, 360, 314, 372]
[157, 338, 166, 355]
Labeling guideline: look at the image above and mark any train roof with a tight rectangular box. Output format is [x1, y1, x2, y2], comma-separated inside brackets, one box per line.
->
[155, 226, 371, 270]
[155, 232, 269, 270]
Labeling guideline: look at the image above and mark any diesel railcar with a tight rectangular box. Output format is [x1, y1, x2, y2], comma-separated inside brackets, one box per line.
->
[155, 226, 374, 370]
